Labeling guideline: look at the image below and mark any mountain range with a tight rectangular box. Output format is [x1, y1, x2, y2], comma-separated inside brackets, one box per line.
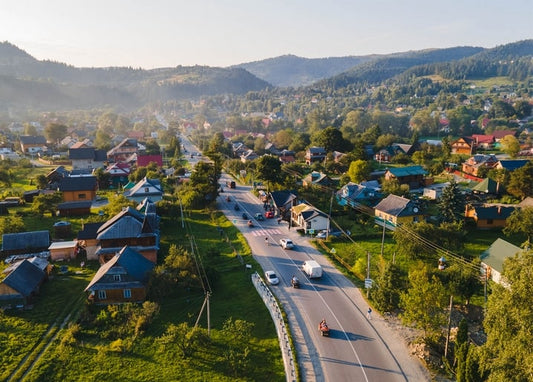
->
[0, 39, 532, 113]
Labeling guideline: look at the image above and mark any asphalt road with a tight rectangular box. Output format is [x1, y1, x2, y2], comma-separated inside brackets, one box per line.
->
[217, 176, 430, 382]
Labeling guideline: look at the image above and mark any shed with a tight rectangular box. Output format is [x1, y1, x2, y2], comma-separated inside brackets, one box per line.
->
[48, 241, 78, 261]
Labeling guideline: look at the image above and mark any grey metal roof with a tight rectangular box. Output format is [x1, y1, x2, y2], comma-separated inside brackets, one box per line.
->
[2, 230, 50, 252]
[2, 260, 45, 297]
[77, 222, 104, 240]
[58, 176, 97, 192]
[374, 194, 418, 217]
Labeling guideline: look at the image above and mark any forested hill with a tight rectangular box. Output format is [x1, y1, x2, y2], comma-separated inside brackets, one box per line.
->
[232, 54, 380, 87]
[319, 46, 485, 89]
[398, 39, 533, 82]
[0, 42, 270, 111]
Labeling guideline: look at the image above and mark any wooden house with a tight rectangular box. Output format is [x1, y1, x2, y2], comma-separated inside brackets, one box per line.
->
[462, 154, 498, 177]
[77, 222, 105, 261]
[465, 204, 516, 228]
[84, 246, 155, 304]
[374, 194, 425, 230]
[48, 241, 79, 261]
[95, 206, 159, 264]
[305, 146, 326, 165]
[1, 230, 50, 258]
[269, 190, 298, 220]
[0, 259, 46, 307]
[107, 138, 139, 163]
[451, 137, 475, 155]
[384, 166, 428, 189]
[57, 176, 98, 202]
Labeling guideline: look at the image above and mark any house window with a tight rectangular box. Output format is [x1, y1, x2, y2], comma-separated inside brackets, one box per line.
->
[98, 290, 107, 300]
[487, 219, 493, 225]
[144, 187, 149, 193]
[114, 274, 121, 281]
[78, 193, 86, 199]
[123, 289, 132, 298]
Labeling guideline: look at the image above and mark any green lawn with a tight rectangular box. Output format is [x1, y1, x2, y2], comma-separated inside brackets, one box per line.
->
[4, 209, 284, 382]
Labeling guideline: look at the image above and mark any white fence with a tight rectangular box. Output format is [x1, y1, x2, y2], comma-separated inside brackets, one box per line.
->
[251, 272, 297, 382]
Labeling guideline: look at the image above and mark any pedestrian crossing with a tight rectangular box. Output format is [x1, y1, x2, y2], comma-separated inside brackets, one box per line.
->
[251, 229, 283, 236]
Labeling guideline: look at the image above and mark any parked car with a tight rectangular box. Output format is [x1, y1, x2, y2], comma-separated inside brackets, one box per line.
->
[279, 238, 294, 249]
[234, 204, 240, 211]
[316, 230, 342, 239]
[265, 271, 279, 285]
[254, 213, 265, 221]
[242, 213, 248, 219]
[265, 211, 274, 219]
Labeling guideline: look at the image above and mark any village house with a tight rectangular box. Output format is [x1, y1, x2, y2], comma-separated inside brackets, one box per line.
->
[305, 146, 327, 165]
[123, 177, 163, 203]
[95, 205, 159, 264]
[0, 259, 46, 308]
[451, 137, 475, 155]
[384, 165, 429, 189]
[84, 246, 155, 305]
[480, 238, 522, 285]
[290, 203, 329, 234]
[1, 230, 51, 258]
[465, 204, 516, 228]
[302, 171, 332, 188]
[68, 147, 107, 171]
[77, 222, 105, 261]
[471, 134, 495, 150]
[57, 176, 98, 202]
[48, 241, 79, 261]
[374, 194, 425, 230]
[107, 138, 139, 163]
[336, 181, 382, 208]
[462, 154, 499, 177]
[19, 135, 47, 154]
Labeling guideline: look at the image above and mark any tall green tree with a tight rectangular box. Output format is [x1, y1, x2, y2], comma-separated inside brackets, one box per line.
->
[371, 262, 405, 312]
[503, 206, 533, 246]
[32, 192, 63, 217]
[255, 155, 283, 187]
[347, 159, 372, 183]
[499, 135, 521, 158]
[479, 250, 533, 381]
[44, 123, 68, 145]
[507, 162, 533, 200]
[399, 263, 448, 338]
[438, 180, 465, 223]
[311, 126, 352, 153]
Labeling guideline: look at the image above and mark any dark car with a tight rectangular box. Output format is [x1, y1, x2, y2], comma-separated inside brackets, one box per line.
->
[242, 213, 248, 219]
[234, 204, 240, 211]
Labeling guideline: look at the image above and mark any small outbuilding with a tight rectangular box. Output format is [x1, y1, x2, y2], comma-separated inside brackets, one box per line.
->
[48, 241, 78, 261]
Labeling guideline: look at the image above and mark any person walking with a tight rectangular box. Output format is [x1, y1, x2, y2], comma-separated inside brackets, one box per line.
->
[367, 307, 372, 320]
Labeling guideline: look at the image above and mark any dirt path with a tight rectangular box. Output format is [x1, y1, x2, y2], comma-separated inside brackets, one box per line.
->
[6, 294, 84, 382]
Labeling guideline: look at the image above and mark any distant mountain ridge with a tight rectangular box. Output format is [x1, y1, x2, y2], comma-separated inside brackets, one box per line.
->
[0, 40, 532, 113]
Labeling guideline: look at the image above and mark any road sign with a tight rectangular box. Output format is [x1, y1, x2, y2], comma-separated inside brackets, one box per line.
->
[364, 278, 373, 289]
[308, 229, 315, 235]
[330, 248, 336, 254]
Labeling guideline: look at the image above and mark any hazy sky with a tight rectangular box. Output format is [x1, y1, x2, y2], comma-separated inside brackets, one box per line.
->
[1, 0, 531, 69]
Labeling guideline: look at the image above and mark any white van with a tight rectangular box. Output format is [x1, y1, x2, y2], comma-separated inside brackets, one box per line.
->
[302, 260, 323, 278]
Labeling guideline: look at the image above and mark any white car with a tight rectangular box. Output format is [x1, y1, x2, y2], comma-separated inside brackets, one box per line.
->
[265, 271, 279, 285]
[279, 238, 294, 249]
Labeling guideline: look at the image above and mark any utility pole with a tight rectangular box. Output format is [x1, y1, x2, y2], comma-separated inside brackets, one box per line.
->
[444, 295, 454, 358]
[380, 220, 386, 257]
[326, 191, 334, 240]
[366, 251, 371, 298]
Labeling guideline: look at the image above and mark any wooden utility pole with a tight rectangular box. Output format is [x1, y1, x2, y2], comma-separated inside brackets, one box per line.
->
[444, 295, 454, 358]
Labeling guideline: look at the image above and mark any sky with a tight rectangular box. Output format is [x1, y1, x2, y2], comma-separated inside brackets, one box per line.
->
[1, 0, 531, 69]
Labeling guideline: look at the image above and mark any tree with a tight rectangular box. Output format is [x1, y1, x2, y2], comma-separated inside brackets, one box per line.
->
[32, 192, 63, 217]
[513, 100, 532, 119]
[144, 138, 161, 155]
[503, 207, 533, 246]
[479, 250, 533, 381]
[400, 263, 448, 338]
[94, 129, 112, 150]
[35, 174, 48, 189]
[371, 262, 405, 312]
[0, 215, 25, 234]
[507, 162, 533, 200]
[381, 178, 409, 197]
[438, 180, 466, 223]
[103, 194, 136, 216]
[93, 168, 111, 190]
[311, 126, 352, 153]
[44, 123, 67, 145]
[255, 155, 283, 187]
[499, 135, 520, 158]
[0, 169, 13, 187]
[347, 160, 372, 183]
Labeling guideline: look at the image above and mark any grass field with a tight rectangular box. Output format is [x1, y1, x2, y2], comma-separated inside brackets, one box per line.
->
[1, 208, 284, 382]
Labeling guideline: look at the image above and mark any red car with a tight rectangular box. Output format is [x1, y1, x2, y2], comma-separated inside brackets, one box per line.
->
[265, 211, 274, 218]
